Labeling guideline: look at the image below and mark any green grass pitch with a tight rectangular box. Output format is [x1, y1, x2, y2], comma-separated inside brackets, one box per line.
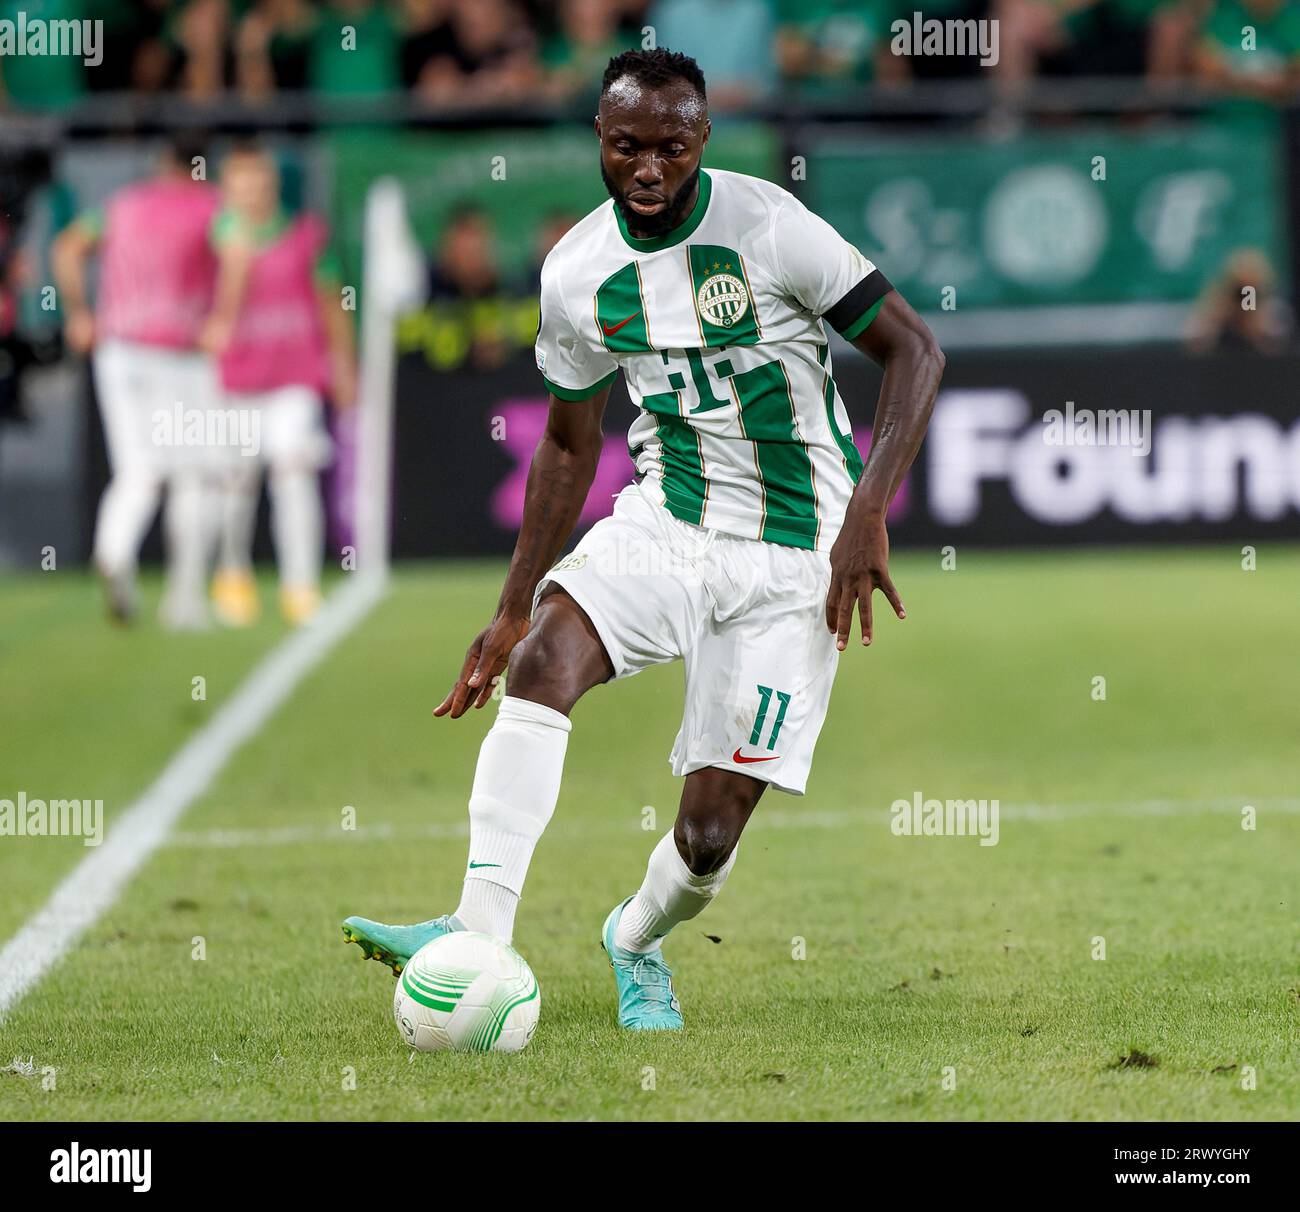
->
[1, 547, 1297, 1121]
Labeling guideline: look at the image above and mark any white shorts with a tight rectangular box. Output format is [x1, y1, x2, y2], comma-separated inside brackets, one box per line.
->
[221, 385, 333, 471]
[535, 483, 840, 795]
[93, 339, 221, 476]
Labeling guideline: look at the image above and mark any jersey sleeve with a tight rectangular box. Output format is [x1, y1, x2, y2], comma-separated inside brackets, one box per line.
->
[534, 254, 618, 401]
[210, 208, 253, 251]
[775, 194, 893, 340]
[73, 208, 105, 241]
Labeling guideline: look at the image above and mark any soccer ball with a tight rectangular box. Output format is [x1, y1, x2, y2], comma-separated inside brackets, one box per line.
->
[392, 932, 540, 1053]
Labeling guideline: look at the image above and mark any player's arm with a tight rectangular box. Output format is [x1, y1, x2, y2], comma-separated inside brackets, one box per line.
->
[434, 384, 612, 720]
[199, 216, 255, 355]
[314, 250, 357, 409]
[50, 215, 100, 354]
[827, 291, 944, 650]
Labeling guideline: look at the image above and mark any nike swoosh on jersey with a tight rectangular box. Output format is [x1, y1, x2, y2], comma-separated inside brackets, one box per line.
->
[732, 748, 779, 764]
[602, 312, 639, 336]
[467, 861, 502, 869]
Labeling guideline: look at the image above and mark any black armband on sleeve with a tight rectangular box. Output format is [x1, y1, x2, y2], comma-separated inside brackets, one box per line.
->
[823, 269, 894, 339]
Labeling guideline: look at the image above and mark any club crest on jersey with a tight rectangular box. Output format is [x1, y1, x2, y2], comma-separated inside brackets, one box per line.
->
[696, 272, 749, 329]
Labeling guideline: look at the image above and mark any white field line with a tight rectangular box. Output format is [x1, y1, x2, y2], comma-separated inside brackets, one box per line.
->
[0, 572, 387, 1022]
[161, 796, 1300, 851]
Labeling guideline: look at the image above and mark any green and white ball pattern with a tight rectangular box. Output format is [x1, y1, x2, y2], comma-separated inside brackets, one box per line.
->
[393, 932, 540, 1053]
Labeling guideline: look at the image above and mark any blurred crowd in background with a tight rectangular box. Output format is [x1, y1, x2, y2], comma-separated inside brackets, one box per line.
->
[0, 0, 1297, 112]
[0, 1, 1296, 580]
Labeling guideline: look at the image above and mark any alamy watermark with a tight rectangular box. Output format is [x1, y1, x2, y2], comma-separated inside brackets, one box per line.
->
[1042, 401, 1152, 456]
[152, 402, 261, 458]
[890, 791, 999, 846]
[891, 12, 999, 68]
[50, 1143, 151, 1192]
[0, 792, 103, 847]
[0, 11, 102, 66]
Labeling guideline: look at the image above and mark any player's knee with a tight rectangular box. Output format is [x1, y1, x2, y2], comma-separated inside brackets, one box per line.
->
[505, 621, 583, 707]
[507, 594, 609, 709]
[675, 810, 740, 877]
[502, 628, 551, 697]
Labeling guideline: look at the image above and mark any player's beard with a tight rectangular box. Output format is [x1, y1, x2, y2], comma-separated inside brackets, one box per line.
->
[601, 162, 701, 239]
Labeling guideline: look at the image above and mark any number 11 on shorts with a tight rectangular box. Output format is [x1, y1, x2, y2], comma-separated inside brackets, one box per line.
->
[750, 685, 792, 752]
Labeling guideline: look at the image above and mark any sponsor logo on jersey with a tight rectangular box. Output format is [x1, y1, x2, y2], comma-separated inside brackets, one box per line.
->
[696, 273, 749, 329]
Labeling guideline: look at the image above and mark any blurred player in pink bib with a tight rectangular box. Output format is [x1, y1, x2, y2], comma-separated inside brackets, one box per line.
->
[200, 143, 357, 627]
[52, 138, 221, 627]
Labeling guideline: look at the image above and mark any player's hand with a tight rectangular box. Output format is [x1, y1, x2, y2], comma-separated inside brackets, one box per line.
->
[330, 356, 358, 411]
[64, 307, 95, 355]
[198, 314, 234, 356]
[825, 509, 905, 650]
[434, 614, 531, 719]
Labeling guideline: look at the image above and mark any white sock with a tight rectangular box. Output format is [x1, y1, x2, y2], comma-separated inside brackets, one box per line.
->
[614, 830, 738, 954]
[161, 473, 215, 617]
[219, 466, 260, 573]
[453, 695, 571, 942]
[269, 464, 323, 590]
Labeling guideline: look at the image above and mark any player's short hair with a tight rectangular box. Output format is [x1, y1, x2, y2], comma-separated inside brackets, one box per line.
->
[600, 49, 707, 106]
[164, 133, 208, 171]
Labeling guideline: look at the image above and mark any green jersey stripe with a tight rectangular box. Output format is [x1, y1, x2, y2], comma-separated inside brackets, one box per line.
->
[817, 343, 864, 483]
[732, 359, 819, 550]
[595, 261, 653, 353]
[641, 388, 708, 526]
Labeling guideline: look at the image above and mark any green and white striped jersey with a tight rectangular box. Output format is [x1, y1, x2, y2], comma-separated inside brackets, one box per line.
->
[535, 168, 892, 552]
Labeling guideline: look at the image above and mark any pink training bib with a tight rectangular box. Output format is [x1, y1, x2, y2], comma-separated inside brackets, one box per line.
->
[97, 178, 220, 348]
[218, 213, 332, 394]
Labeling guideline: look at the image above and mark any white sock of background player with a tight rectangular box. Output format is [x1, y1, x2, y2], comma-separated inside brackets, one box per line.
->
[453, 696, 571, 942]
[218, 465, 259, 574]
[614, 830, 737, 954]
[269, 463, 323, 591]
[160, 472, 215, 623]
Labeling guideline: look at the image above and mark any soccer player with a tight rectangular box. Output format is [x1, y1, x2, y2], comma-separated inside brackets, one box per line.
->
[52, 138, 221, 627]
[344, 49, 944, 1030]
[200, 143, 356, 627]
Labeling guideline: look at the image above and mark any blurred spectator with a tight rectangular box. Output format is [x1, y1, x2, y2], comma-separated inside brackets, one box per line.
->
[646, 0, 775, 108]
[542, 0, 627, 105]
[0, 0, 89, 109]
[84, 0, 167, 94]
[527, 209, 579, 290]
[995, 0, 1202, 87]
[1185, 247, 1292, 353]
[400, 0, 454, 87]
[776, 0, 908, 94]
[427, 203, 510, 367]
[407, 0, 538, 106]
[1194, 0, 1300, 125]
[308, 0, 403, 95]
[236, 0, 323, 98]
[121, 0, 235, 99]
[894, 0, 991, 81]
[428, 203, 501, 300]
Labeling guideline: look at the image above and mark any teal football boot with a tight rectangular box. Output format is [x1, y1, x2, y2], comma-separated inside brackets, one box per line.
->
[601, 898, 684, 1031]
[341, 913, 464, 976]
